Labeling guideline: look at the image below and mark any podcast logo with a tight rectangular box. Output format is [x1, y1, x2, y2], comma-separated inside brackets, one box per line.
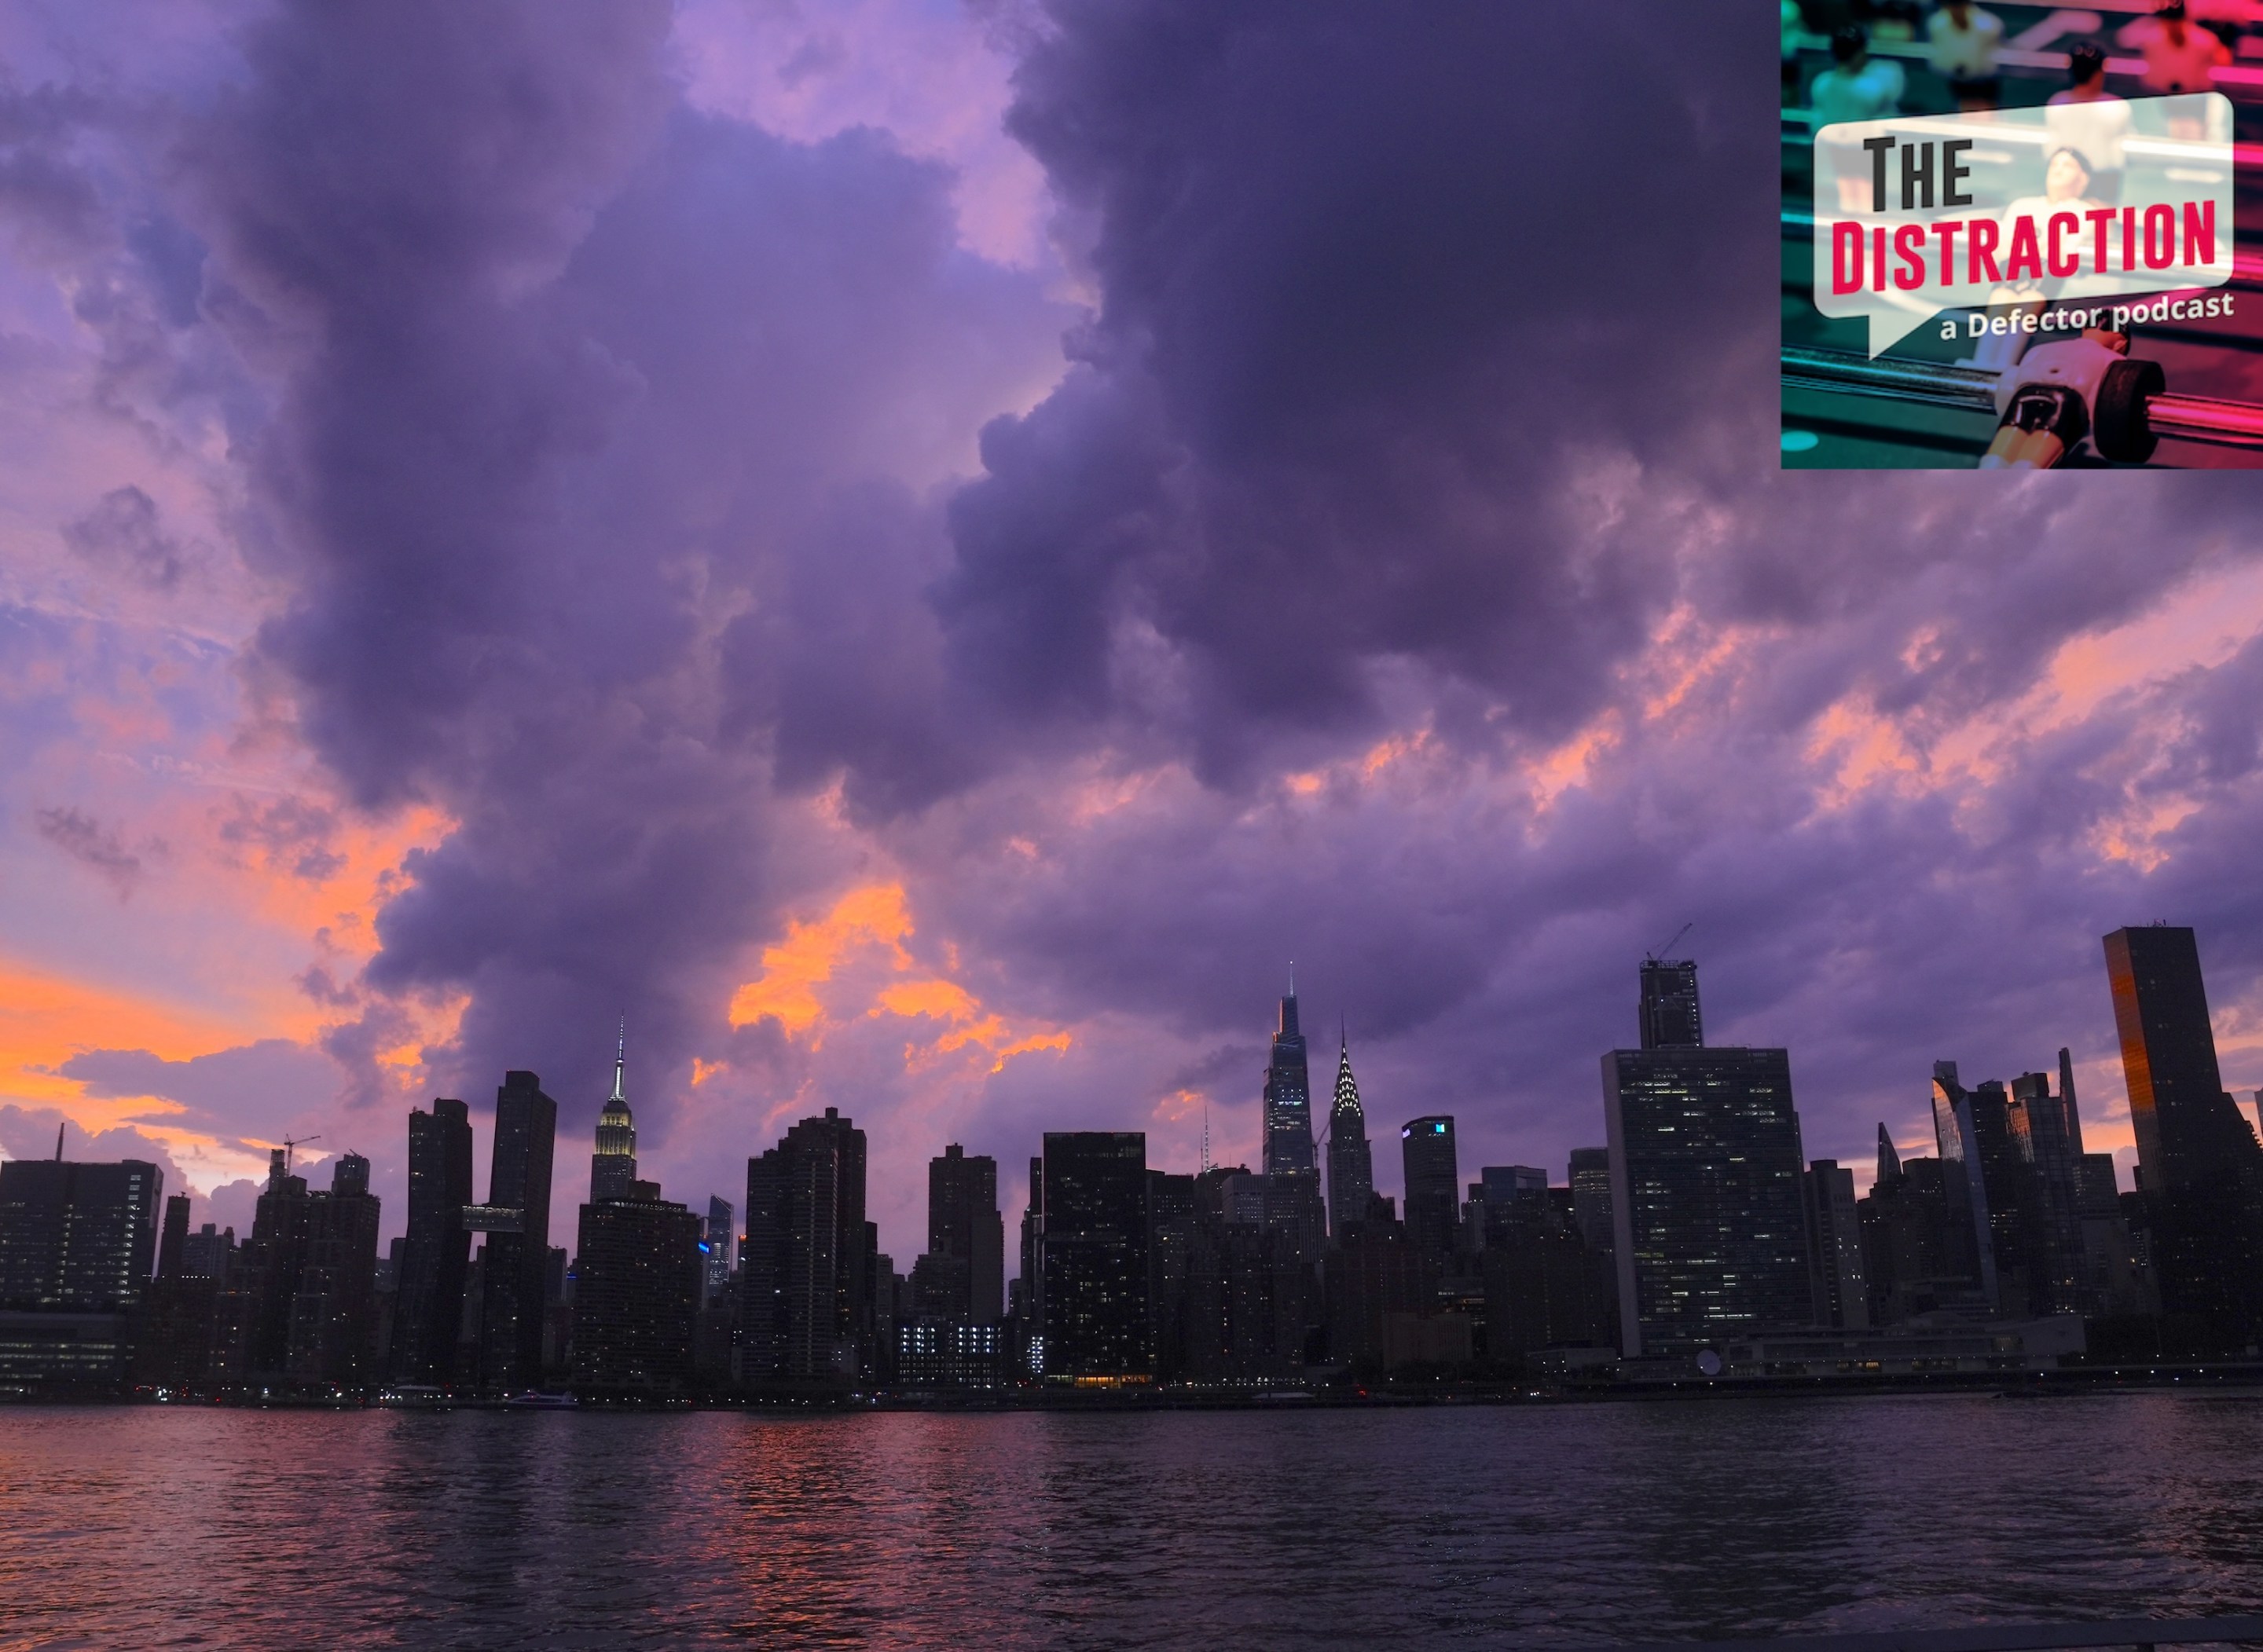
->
[1812, 94, 2234, 357]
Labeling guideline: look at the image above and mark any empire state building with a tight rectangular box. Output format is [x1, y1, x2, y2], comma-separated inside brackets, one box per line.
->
[590, 1023, 637, 1204]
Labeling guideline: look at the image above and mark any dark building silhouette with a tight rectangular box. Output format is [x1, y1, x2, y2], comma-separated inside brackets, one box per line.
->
[1803, 1159, 1869, 1330]
[389, 1097, 473, 1386]
[742, 1108, 875, 1383]
[474, 1071, 557, 1392]
[1399, 1116, 1460, 1265]
[590, 1028, 637, 1206]
[0, 1155, 163, 1393]
[1168, 1165, 1307, 1384]
[2104, 925, 2263, 1342]
[287, 1153, 382, 1386]
[1605, 960, 1813, 1356]
[574, 1181, 701, 1397]
[0, 1156, 163, 1311]
[1324, 1193, 1425, 1370]
[1479, 1190, 1617, 1361]
[1638, 958, 1703, 1049]
[1858, 1126, 1988, 1325]
[136, 1194, 226, 1390]
[1039, 1132, 1150, 1380]
[918, 1145, 1003, 1324]
[216, 1150, 313, 1383]
[1325, 1034, 1374, 1240]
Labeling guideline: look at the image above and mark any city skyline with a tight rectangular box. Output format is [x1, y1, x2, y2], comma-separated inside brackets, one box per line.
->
[12, 932, 2253, 1301]
[4, 0, 2263, 1302]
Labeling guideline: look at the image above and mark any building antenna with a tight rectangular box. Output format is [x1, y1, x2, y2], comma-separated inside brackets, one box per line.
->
[56, 1121, 64, 1161]
[1201, 1100, 1211, 1177]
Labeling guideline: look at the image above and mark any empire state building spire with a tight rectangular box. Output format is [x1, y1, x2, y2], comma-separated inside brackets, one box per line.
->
[591, 1018, 637, 1203]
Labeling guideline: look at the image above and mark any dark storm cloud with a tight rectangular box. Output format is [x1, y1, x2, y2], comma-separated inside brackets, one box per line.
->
[922, 0, 1780, 784]
[180, 0, 1067, 1141]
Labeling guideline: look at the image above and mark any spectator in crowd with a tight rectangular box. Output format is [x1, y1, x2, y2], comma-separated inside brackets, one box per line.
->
[2045, 43, 2132, 203]
[2130, 1, 2230, 94]
[1813, 24, 1909, 211]
[1928, 2, 2005, 110]
[1811, 24, 1908, 125]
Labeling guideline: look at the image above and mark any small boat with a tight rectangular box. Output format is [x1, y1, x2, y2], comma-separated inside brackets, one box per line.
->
[505, 1391, 578, 1409]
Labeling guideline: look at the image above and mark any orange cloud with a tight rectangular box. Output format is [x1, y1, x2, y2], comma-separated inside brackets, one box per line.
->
[725, 881, 1070, 1075]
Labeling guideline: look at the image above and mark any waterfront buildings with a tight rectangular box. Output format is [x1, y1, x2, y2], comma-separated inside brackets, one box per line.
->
[388, 1098, 472, 1386]
[0, 1154, 163, 1392]
[2104, 925, 2263, 1343]
[573, 1180, 702, 1398]
[915, 1144, 1003, 1324]
[742, 1108, 877, 1383]
[287, 1154, 383, 1386]
[471, 1071, 558, 1392]
[1603, 960, 1814, 1357]
[1802, 1159, 1869, 1331]
[1037, 1132, 1150, 1381]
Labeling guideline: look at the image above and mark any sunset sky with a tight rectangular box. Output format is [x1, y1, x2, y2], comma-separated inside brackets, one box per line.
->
[3, 1, 2261, 1266]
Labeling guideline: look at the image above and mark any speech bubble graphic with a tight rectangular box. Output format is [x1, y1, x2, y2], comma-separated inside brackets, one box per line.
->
[1811, 94, 2233, 358]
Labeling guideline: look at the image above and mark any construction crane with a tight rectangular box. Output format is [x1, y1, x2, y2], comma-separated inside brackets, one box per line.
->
[281, 1134, 321, 1174]
[1646, 921, 1693, 963]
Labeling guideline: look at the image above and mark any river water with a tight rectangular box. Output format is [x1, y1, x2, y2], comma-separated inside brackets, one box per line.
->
[5, 1394, 2263, 1648]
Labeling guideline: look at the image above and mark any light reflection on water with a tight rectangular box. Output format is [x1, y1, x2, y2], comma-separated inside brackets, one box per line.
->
[5, 1394, 2263, 1648]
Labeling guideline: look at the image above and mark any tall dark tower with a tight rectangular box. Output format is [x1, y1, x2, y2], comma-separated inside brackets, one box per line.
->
[1262, 981, 1315, 1178]
[1400, 1115, 1460, 1264]
[478, 1071, 556, 1392]
[1325, 1033, 1374, 1236]
[1638, 959, 1703, 1049]
[390, 1097, 473, 1386]
[1262, 982, 1326, 1255]
[924, 1145, 1004, 1324]
[2103, 925, 2263, 1342]
[590, 1023, 637, 1205]
[2103, 926, 2257, 1190]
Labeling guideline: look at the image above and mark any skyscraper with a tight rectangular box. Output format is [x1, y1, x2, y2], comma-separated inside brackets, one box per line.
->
[287, 1152, 383, 1386]
[1040, 1132, 1150, 1380]
[0, 1157, 163, 1312]
[741, 1108, 875, 1383]
[920, 1145, 1003, 1324]
[0, 1155, 163, 1393]
[1638, 958, 1703, 1050]
[1604, 958, 1813, 1356]
[475, 1071, 557, 1392]
[1399, 1116, 1459, 1265]
[1326, 1033, 1375, 1238]
[2104, 927, 2260, 1189]
[1261, 986, 1328, 1256]
[1802, 1159, 1869, 1331]
[389, 1097, 473, 1386]
[2103, 925, 2263, 1341]
[573, 1181, 702, 1397]
[1263, 985, 1315, 1178]
[590, 1024, 637, 1206]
